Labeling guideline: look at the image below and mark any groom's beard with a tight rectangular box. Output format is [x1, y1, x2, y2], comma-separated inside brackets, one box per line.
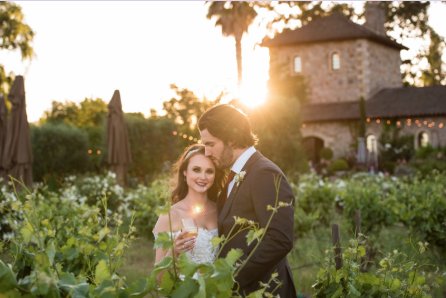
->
[218, 144, 234, 170]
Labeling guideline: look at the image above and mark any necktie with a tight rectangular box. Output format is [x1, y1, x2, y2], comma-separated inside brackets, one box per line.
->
[217, 170, 236, 212]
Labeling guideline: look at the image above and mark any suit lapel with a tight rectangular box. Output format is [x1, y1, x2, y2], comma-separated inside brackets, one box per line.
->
[218, 151, 262, 224]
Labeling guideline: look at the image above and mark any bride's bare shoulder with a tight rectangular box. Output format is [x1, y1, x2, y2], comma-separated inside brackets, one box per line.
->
[152, 204, 183, 234]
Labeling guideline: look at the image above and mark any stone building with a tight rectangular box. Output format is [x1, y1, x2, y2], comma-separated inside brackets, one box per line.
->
[262, 4, 446, 166]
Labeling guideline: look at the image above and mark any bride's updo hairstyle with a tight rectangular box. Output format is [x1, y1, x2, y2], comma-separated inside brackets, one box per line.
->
[171, 143, 224, 203]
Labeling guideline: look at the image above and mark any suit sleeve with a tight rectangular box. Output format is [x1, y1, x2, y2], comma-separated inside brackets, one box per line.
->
[235, 166, 295, 288]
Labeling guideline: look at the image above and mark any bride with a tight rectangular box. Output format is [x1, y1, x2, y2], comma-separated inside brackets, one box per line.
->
[153, 144, 224, 264]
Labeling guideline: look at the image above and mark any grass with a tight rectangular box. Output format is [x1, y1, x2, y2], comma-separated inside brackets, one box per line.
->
[119, 237, 154, 283]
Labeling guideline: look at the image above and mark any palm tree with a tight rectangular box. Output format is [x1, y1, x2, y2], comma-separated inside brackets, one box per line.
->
[207, 2, 257, 88]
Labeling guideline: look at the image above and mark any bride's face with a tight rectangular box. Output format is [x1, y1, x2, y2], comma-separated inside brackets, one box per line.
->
[183, 154, 216, 194]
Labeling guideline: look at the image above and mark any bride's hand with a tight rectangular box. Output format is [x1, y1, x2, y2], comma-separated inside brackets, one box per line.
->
[174, 231, 196, 254]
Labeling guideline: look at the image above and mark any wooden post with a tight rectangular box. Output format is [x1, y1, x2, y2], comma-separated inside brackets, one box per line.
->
[354, 209, 361, 236]
[332, 224, 343, 270]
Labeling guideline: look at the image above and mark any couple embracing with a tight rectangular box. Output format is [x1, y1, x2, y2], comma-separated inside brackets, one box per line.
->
[153, 104, 296, 297]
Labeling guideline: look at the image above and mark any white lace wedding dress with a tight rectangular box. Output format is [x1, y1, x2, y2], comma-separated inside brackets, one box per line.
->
[156, 228, 218, 264]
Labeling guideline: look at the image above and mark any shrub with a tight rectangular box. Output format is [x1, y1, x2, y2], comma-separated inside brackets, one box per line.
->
[31, 123, 89, 184]
[320, 147, 333, 161]
[125, 115, 182, 183]
[292, 174, 337, 236]
[337, 173, 400, 234]
[328, 158, 349, 173]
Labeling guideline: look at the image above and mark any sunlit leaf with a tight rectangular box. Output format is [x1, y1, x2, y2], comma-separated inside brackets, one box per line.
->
[95, 260, 111, 284]
[225, 249, 243, 267]
[154, 232, 174, 250]
[177, 253, 198, 277]
[171, 277, 198, 298]
[46, 241, 56, 266]
[0, 260, 17, 292]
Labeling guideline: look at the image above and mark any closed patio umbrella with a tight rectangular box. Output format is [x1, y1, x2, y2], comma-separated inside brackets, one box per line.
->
[107, 90, 131, 186]
[0, 95, 7, 181]
[1, 75, 33, 187]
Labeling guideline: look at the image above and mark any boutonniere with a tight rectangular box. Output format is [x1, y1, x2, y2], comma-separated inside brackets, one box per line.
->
[234, 171, 246, 187]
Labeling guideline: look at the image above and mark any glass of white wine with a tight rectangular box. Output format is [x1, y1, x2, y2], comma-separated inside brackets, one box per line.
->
[181, 218, 198, 238]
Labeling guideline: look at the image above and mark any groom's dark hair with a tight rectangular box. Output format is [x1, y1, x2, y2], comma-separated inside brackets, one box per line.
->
[198, 104, 258, 148]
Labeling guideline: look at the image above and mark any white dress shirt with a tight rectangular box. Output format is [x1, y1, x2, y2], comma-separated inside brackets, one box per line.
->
[227, 146, 256, 196]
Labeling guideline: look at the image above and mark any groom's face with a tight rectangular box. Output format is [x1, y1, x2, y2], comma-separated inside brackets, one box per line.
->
[200, 129, 234, 170]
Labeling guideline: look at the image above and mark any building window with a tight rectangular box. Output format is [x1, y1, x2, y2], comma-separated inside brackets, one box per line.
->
[331, 52, 340, 70]
[366, 134, 377, 154]
[418, 131, 429, 148]
[294, 56, 302, 73]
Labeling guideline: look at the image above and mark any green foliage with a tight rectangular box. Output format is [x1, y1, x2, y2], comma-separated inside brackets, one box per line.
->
[127, 176, 170, 238]
[60, 171, 125, 213]
[42, 98, 108, 129]
[319, 147, 333, 161]
[39, 98, 108, 173]
[125, 114, 181, 182]
[292, 174, 337, 237]
[0, 2, 34, 98]
[0, 174, 289, 297]
[379, 124, 415, 173]
[409, 146, 446, 175]
[30, 123, 89, 183]
[251, 69, 307, 174]
[313, 236, 435, 297]
[162, 84, 220, 140]
[397, 173, 446, 248]
[328, 159, 349, 174]
[1, 184, 136, 296]
[337, 174, 400, 235]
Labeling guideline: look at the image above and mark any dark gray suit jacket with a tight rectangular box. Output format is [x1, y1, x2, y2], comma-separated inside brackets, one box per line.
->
[218, 151, 296, 297]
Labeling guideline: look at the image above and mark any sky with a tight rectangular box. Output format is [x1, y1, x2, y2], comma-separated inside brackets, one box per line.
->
[2, 1, 446, 123]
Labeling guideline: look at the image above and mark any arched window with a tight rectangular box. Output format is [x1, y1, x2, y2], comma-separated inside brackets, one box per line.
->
[331, 52, 341, 70]
[418, 131, 429, 148]
[294, 56, 302, 73]
[366, 134, 377, 154]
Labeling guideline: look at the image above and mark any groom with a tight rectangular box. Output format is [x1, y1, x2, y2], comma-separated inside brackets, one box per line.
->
[198, 104, 296, 297]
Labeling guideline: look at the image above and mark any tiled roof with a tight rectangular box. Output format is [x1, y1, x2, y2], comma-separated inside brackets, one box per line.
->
[301, 86, 446, 122]
[262, 13, 406, 50]
[366, 86, 446, 118]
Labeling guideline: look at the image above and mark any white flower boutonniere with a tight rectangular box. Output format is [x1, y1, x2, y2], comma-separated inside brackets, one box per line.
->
[234, 171, 246, 187]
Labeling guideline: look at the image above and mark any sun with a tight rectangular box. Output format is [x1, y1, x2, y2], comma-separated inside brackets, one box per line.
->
[238, 81, 268, 108]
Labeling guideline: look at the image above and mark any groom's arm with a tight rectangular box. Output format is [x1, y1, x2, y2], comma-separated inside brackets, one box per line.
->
[235, 166, 295, 289]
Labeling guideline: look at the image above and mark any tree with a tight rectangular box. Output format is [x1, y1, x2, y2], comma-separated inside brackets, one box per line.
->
[41, 98, 108, 128]
[250, 63, 308, 174]
[41, 98, 108, 171]
[207, 2, 257, 87]
[259, 1, 445, 87]
[418, 26, 445, 86]
[0, 2, 34, 97]
[162, 84, 222, 143]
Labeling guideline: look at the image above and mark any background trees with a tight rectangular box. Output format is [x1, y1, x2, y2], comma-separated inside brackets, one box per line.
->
[207, 2, 257, 87]
[0, 2, 34, 98]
